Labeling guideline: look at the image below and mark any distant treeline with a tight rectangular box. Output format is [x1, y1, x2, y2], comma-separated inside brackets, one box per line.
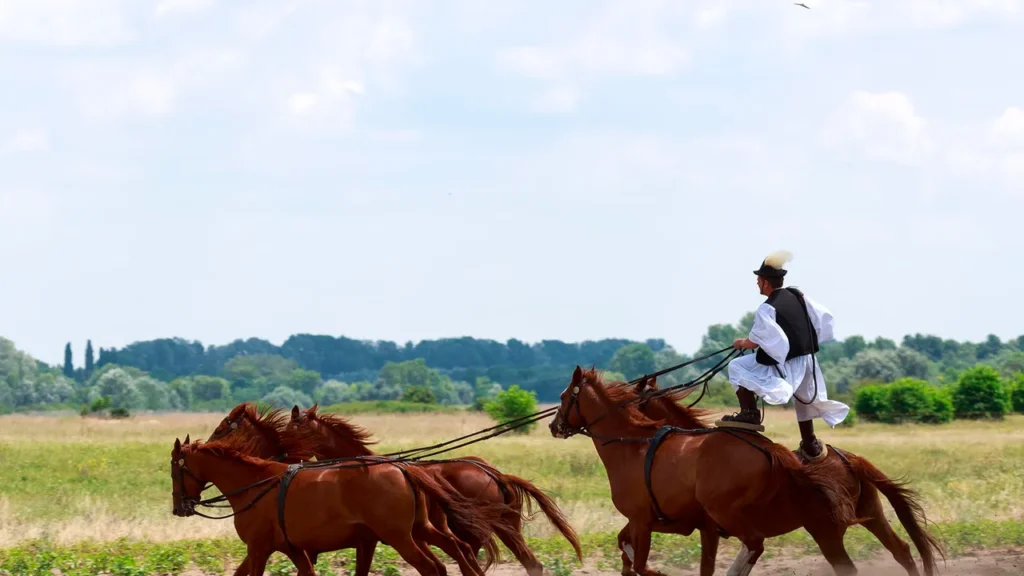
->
[2, 315, 1023, 415]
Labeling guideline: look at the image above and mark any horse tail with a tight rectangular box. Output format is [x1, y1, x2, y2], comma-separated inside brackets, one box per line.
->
[846, 453, 946, 576]
[401, 464, 508, 571]
[765, 444, 858, 528]
[499, 473, 583, 562]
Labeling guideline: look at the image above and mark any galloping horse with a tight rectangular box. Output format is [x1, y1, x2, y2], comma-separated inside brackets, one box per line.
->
[202, 404, 506, 576]
[287, 403, 582, 576]
[175, 428, 512, 575]
[626, 376, 944, 576]
[548, 366, 859, 576]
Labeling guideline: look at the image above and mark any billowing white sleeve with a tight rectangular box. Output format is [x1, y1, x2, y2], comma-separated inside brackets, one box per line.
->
[749, 303, 789, 365]
[802, 293, 835, 343]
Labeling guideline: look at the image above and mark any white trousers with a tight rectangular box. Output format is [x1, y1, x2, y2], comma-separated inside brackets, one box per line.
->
[727, 353, 850, 428]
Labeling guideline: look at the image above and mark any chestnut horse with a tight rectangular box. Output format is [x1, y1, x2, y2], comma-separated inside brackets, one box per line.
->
[623, 376, 943, 576]
[287, 403, 582, 576]
[548, 366, 859, 576]
[203, 404, 502, 576]
[174, 431, 509, 575]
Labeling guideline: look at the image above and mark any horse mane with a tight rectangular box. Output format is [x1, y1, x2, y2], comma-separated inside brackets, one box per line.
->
[634, 379, 713, 429]
[185, 427, 276, 467]
[580, 368, 664, 430]
[239, 403, 319, 461]
[305, 405, 378, 453]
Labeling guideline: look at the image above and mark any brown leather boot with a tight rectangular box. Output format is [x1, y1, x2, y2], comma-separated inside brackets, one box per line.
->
[719, 388, 761, 425]
[797, 419, 825, 461]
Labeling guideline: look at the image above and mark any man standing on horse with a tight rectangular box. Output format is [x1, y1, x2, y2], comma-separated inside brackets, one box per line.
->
[720, 250, 850, 460]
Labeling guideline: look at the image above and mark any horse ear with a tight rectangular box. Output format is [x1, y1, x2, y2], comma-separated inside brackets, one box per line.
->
[174, 438, 181, 450]
[184, 434, 190, 445]
[572, 365, 582, 384]
[291, 405, 300, 420]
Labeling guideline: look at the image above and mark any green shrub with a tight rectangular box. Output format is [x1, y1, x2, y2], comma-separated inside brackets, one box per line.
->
[953, 366, 1011, 419]
[400, 385, 437, 404]
[853, 385, 891, 421]
[853, 380, 953, 424]
[1011, 373, 1024, 414]
[484, 385, 539, 435]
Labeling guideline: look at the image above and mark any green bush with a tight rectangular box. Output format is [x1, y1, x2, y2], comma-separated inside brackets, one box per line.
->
[853, 380, 953, 424]
[1011, 373, 1024, 414]
[953, 366, 1011, 419]
[853, 385, 891, 421]
[484, 385, 539, 435]
[400, 385, 437, 404]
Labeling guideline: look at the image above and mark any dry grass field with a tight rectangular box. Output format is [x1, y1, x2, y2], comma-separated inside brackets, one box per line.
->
[0, 407, 1022, 574]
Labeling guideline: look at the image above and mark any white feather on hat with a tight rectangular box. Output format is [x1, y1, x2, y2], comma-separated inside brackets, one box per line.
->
[763, 250, 793, 269]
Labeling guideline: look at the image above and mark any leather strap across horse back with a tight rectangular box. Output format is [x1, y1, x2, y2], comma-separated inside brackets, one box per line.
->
[643, 425, 771, 524]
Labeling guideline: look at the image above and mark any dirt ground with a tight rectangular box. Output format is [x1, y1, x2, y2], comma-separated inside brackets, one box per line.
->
[173, 550, 1023, 576]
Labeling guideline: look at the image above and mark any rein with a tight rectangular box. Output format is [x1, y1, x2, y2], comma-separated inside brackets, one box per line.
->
[173, 456, 283, 520]
[553, 346, 741, 442]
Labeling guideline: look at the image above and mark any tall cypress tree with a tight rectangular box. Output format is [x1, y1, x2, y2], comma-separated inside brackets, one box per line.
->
[63, 343, 74, 378]
[85, 340, 95, 375]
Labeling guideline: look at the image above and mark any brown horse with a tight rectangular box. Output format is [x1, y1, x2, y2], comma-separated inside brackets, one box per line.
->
[203, 404, 501, 576]
[625, 376, 944, 576]
[548, 366, 860, 576]
[287, 403, 583, 576]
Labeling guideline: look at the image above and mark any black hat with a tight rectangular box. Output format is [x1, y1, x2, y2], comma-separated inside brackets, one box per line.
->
[753, 250, 793, 278]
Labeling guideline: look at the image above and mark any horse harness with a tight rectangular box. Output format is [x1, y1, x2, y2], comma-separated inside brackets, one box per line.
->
[642, 425, 772, 524]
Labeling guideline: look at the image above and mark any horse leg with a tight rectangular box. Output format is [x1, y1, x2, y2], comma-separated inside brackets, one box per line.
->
[385, 531, 444, 576]
[704, 504, 764, 576]
[283, 549, 317, 576]
[494, 520, 544, 576]
[244, 546, 272, 576]
[617, 523, 636, 576]
[230, 555, 250, 576]
[428, 503, 478, 570]
[724, 542, 763, 576]
[699, 526, 720, 576]
[355, 538, 380, 576]
[627, 521, 667, 576]
[420, 523, 478, 576]
[858, 492, 919, 576]
[806, 527, 857, 576]
[416, 537, 451, 576]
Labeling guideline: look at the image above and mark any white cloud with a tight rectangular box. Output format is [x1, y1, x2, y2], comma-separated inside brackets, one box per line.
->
[496, 1, 691, 112]
[285, 71, 364, 125]
[991, 106, 1024, 148]
[1, 130, 49, 154]
[155, 0, 214, 18]
[822, 90, 933, 165]
[0, 0, 134, 46]
[530, 85, 579, 114]
[780, 0, 1022, 43]
[65, 48, 243, 123]
[368, 129, 421, 144]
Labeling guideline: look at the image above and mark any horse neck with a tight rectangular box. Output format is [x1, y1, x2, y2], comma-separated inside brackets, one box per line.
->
[239, 423, 287, 461]
[645, 398, 704, 429]
[316, 427, 376, 459]
[190, 449, 279, 507]
[578, 388, 660, 442]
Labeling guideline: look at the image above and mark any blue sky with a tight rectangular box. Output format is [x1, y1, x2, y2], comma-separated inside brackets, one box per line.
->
[2, 0, 1023, 365]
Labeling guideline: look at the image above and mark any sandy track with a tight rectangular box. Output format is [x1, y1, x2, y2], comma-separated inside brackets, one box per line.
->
[170, 550, 1023, 576]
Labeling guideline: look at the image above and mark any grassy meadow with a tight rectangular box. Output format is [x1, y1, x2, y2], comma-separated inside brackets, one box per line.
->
[1, 407, 1022, 574]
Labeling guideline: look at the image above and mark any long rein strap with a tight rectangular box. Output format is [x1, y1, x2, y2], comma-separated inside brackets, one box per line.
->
[191, 475, 281, 519]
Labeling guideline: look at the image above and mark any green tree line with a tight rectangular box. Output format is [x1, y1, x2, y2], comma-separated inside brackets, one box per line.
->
[2, 318, 1023, 417]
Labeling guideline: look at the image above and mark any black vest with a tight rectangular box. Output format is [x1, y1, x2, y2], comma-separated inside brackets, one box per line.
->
[755, 287, 820, 366]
